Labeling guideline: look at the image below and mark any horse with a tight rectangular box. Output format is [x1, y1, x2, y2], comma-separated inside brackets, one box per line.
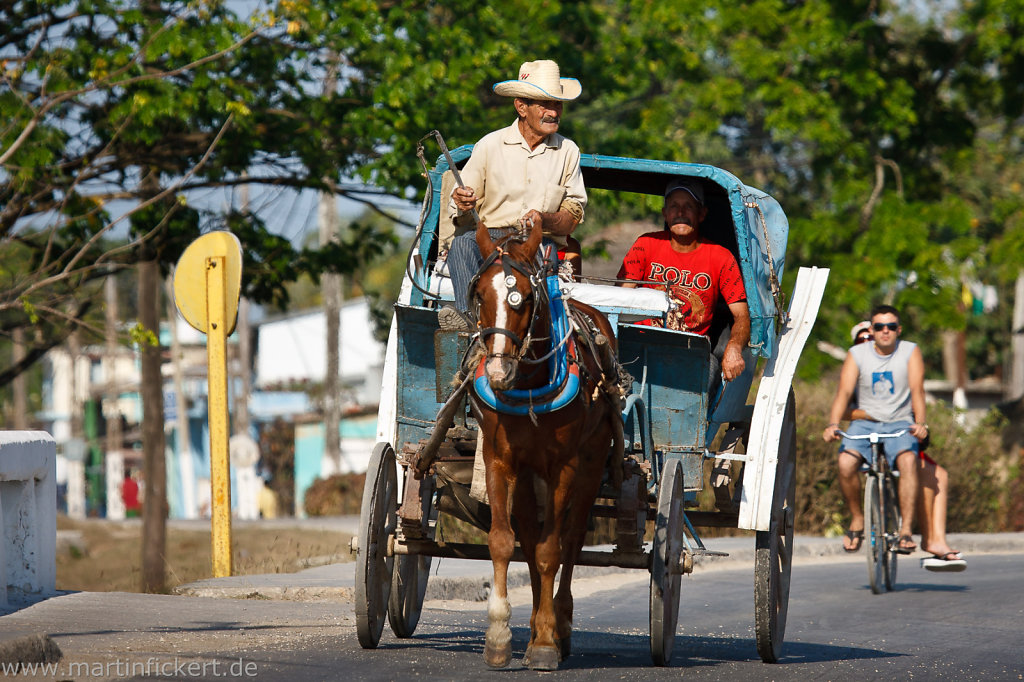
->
[466, 218, 625, 670]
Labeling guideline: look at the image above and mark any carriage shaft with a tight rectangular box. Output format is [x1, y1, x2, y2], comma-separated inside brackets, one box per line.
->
[392, 538, 652, 569]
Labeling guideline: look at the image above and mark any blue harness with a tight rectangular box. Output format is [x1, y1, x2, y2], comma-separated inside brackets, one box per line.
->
[473, 272, 581, 415]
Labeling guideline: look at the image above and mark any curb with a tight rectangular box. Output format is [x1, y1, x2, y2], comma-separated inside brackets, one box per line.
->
[173, 585, 355, 602]
[171, 532, 1024, 604]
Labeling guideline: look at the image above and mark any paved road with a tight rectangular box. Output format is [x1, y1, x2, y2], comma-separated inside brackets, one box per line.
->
[2, 531, 1022, 680]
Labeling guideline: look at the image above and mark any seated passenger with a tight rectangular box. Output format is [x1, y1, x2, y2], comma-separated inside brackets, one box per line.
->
[617, 177, 750, 381]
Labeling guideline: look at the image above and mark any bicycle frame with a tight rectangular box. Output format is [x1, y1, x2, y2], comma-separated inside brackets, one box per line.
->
[837, 429, 906, 594]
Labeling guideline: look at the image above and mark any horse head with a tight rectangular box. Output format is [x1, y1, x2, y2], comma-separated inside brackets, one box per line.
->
[471, 219, 546, 391]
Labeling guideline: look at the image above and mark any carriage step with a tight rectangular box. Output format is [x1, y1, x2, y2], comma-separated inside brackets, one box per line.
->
[688, 548, 730, 558]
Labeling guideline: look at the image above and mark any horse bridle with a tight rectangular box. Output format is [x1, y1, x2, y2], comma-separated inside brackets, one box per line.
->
[469, 240, 553, 364]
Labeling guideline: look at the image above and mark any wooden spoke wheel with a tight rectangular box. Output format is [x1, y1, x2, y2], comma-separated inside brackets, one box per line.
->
[754, 390, 796, 663]
[355, 443, 398, 649]
[649, 457, 684, 666]
[388, 477, 436, 638]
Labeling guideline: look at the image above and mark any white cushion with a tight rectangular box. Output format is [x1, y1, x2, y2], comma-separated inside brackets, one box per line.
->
[562, 282, 669, 313]
[427, 263, 668, 314]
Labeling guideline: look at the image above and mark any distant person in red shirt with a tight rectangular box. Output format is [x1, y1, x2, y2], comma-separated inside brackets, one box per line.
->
[617, 177, 750, 381]
[122, 469, 141, 518]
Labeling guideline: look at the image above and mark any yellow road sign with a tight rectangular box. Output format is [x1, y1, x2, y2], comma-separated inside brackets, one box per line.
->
[173, 231, 243, 335]
[172, 231, 243, 578]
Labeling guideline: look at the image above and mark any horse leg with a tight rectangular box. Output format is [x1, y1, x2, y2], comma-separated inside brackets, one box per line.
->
[484, 456, 516, 668]
[512, 470, 542, 665]
[555, 423, 616, 661]
[525, 468, 573, 671]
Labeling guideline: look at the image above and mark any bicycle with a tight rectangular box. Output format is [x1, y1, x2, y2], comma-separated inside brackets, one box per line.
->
[836, 429, 908, 594]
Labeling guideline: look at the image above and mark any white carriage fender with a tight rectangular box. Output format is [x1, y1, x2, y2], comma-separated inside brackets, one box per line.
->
[738, 266, 830, 531]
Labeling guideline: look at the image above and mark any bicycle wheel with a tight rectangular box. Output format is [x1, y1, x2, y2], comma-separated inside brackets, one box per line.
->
[882, 475, 900, 590]
[863, 475, 884, 595]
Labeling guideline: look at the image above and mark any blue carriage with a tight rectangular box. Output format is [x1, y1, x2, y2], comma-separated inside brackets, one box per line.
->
[353, 141, 829, 666]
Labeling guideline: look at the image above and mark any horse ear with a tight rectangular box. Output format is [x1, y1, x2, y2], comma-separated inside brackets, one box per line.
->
[523, 217, 543, 258]
[475, 220, 495, 255]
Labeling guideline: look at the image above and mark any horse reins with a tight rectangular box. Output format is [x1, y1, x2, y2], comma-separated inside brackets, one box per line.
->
[469, 240, 553, 365]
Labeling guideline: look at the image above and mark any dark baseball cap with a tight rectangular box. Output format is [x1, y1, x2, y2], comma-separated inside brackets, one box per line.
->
[664, 177, 704, 205]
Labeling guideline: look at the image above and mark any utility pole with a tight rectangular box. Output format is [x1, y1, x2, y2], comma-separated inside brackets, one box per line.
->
[105, 275, 124, 473]
[139, 172, 167, 593]
[235, 181, 252, 439]
[320, 55, 342, 474]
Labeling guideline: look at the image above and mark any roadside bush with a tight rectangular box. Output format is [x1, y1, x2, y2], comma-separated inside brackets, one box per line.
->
[303, 473, 366, 516]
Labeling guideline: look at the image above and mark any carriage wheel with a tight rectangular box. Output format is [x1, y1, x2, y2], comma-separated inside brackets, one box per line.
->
[754, 390, 796, 663]
[355, 443, 398, 648]
[649, 458, 684, 666]
[882, 476, 900, 590]
[864, 474, 885, 595]
[388, 477, 436, 638]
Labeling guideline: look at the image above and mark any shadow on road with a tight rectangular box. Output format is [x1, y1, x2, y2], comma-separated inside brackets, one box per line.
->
[377, 625, 901, 670]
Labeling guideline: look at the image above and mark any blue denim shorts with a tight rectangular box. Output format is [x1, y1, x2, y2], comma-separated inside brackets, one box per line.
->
[840, 419, 918, 468]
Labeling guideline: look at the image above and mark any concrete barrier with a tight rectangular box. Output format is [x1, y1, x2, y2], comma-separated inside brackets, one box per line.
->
[0, 431, 57, 605]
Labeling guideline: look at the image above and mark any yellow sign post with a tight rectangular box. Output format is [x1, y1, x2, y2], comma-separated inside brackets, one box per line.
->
[172, 231, 243, 578]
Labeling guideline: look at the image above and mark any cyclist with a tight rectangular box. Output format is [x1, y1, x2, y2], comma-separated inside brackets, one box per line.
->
[823, 305, 927, 554]
[843, 322, 966, 570]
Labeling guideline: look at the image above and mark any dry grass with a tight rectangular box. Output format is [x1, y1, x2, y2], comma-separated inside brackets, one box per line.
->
[57, 515, 354, 594]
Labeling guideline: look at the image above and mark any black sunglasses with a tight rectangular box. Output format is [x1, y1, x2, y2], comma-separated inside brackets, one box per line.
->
[855, 334, 872, 344]
[872, 322, 899, 332]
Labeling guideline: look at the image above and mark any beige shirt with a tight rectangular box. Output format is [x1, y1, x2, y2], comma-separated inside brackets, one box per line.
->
[450, 120, 587, 246]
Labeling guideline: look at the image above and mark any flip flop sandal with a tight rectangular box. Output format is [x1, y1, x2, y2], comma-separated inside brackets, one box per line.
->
[894, 535, 917, 554]
[843, 528, 864, 553]
[921, 552, 967, 572]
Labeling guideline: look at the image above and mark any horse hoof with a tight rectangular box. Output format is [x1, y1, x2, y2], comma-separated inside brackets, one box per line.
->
[484, 642, 512, 669]
[526, 645, 560, 671]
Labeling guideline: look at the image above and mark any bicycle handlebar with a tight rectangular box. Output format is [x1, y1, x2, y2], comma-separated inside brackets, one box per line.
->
[835, 429, 907, 442]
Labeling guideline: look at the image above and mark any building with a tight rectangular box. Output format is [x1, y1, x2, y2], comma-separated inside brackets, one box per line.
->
[42, 298, 385, 519]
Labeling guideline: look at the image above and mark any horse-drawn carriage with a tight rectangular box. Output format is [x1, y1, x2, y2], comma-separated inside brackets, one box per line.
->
[353, 139, 829, 668]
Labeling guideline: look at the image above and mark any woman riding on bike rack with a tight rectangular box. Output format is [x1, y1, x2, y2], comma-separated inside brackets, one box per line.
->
[822, 305, 927, 555]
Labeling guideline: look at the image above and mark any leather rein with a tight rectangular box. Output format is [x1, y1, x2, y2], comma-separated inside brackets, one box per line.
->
[469, 240, 555, 366]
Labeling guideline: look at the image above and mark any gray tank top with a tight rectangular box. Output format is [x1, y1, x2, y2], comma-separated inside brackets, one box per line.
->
[850, 339, 916, 423]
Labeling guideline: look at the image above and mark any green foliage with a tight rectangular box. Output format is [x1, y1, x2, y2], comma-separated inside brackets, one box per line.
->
[5, 0, 1024, 396]
[128, 322, 158, 349]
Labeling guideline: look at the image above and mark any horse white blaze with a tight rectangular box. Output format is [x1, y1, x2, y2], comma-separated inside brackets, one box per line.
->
[486, 271, 510, 377]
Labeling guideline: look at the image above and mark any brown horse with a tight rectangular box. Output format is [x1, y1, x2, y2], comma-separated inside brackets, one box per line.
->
[468, 219, 624, 670]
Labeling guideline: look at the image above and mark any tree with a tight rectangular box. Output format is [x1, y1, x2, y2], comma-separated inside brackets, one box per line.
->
[560, 1, 1024, 380]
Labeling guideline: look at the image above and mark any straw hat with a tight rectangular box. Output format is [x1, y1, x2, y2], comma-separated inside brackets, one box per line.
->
[493, 60, 582, 101]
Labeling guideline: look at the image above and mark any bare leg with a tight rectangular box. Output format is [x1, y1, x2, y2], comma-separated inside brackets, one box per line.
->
[837, 450, 864, 549]
[895, 450, 918, 546]
[918, 460, 958, 556]
[916, 457, 938, 551]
